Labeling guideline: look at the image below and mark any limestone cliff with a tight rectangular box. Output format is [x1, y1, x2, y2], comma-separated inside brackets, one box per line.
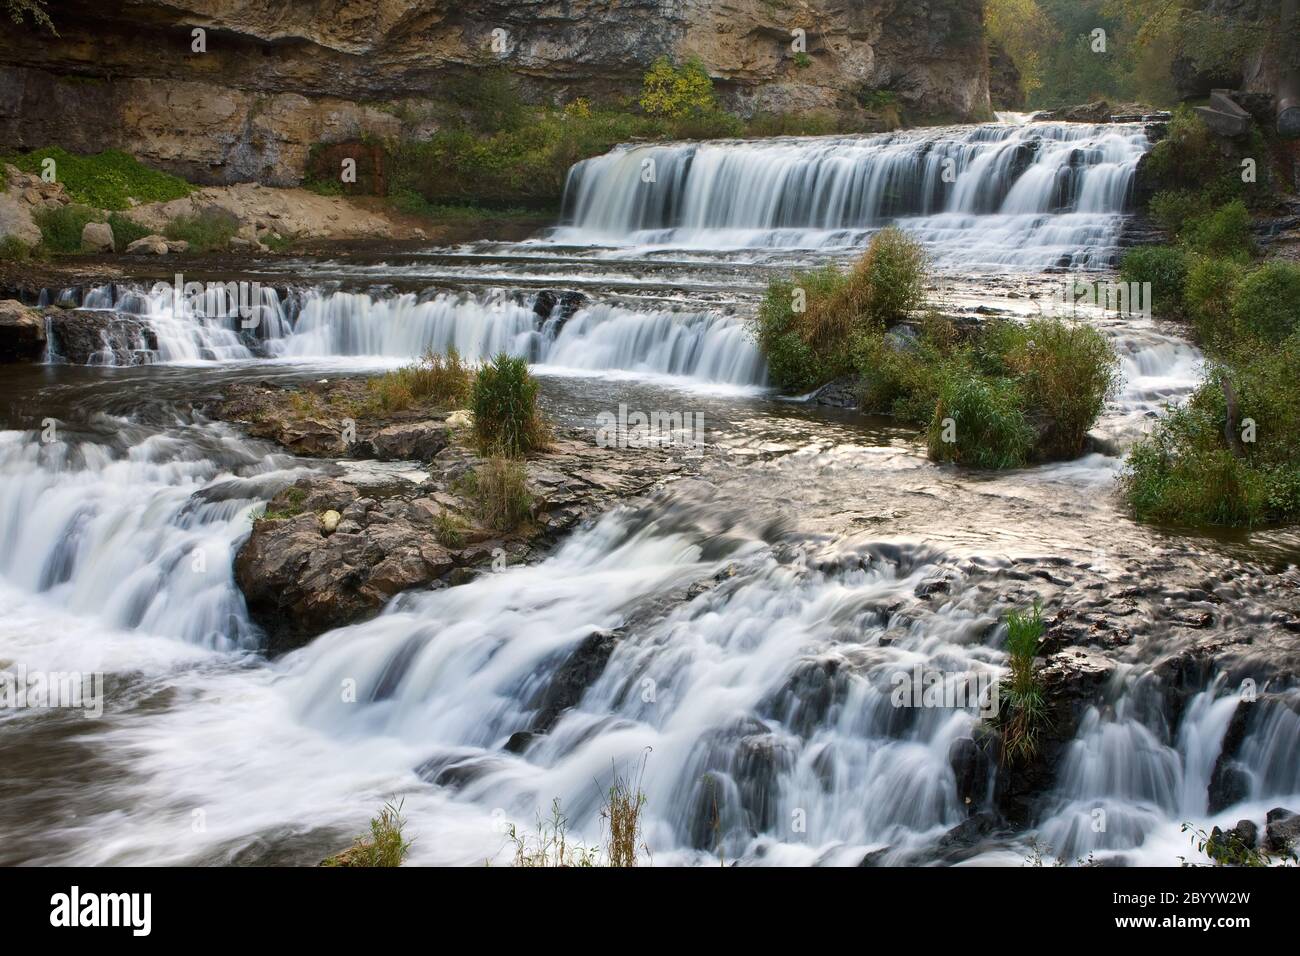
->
[0, 0, 991, 185]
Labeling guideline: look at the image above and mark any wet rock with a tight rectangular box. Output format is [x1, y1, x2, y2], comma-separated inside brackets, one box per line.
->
[811, 375, 863, 408]
[949, 735, 993, 814]
[1207, 819, 1259, 860]
[46, 309, 158, 365]
[1208, 700, 1253, 813]
[0, 299, 45, 362]
[503, 731, 538, 754]
[527, 629, 622, 733]
[80, 221, 114, 253]
[1264, 808, 1300, 855]
[354, 421, 450, 461]
[994, 647, 1116, 825]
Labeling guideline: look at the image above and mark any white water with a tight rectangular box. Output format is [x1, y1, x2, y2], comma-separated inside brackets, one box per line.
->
[552, 122, 1150, 269]
[5, 116, 1296, 868]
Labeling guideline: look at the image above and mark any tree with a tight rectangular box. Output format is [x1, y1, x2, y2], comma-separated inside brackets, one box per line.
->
[5, 0, 55, 33]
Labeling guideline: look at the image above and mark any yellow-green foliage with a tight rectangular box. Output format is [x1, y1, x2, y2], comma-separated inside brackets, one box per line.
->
[367, 347, 474, 413]
[639, 57, 718, 119]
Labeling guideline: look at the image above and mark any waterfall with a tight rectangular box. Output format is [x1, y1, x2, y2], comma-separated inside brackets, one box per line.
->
[551, 122, 1151, 269]
[0, 420, 301, 650]
[56, 285, 768, 387]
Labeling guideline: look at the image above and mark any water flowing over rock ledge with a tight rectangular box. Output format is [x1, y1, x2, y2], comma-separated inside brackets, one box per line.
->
[212, 380, 692, 650]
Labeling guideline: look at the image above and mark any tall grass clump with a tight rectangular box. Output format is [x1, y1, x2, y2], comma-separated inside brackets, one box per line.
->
[927, 371, 1034, 469]
[367, 346, 474, 413]
[470, 353, 549, 457]
[996, 600, 1049, 765]
[323, 800, 412, 867]
[601, 757, 650, 868]
[461, 456, 534, 532]
[507, 798, 599, 867]
[163, 207, 239, 252]
[986, 318, 1119, 459]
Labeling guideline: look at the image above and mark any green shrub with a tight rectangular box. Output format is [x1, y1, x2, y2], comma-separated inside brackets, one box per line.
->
[462, 457, 535, 531]
[754, 267, 845, 392]
[1184, 255, 1245, 350]
[0, 235, 33, 260]
[163, 208, 239, 252]
[1122, 338, 1300, 527]
[1120, 245, 1188, 318]
[1232, 262, 1300, 344]
[470, 353, 549, 457]
[106, 212, 151, 251]
[1183, 200, 1254, 259]
[33, 203, 101, 253]
[1149, 189, 1212, 239]
[432, 511, 468, 548]
[993, 318, 1119, 459]
[639, 57, 718, 119]
[1, 147, 192, 210]
[927, 371, 1034, 469]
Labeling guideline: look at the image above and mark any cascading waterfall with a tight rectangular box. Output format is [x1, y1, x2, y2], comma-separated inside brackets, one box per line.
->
[55, 285, 768, 387]
[0, 419, 302, 650]
[552, 121, 1151, 269]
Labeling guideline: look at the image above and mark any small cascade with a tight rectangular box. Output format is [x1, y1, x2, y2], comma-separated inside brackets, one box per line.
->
[0, 419, 299, 650]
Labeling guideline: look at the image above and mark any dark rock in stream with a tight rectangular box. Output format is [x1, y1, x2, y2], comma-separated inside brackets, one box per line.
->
[1264, 808, 1300, 855]
[1208, 699, 1255, 813]
[525, 628, 623, 733]
[0, 299, 45, 362]
[44, 308, 160, 365]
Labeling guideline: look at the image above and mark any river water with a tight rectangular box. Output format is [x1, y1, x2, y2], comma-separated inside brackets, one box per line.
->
[1, 120, 1297, 866]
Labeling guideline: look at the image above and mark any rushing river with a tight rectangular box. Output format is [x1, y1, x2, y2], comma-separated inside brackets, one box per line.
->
[2, 119, 1298, 866]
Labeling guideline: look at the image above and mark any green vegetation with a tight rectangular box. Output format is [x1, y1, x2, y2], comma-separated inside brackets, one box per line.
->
[470, 353, 549, 457]
[756, 227, 928, 392]
[4, 0, 54, 33]
[504, 769, 650, 867]
[106, 212, 151, 251]
[0, 235, 34, 261]
[1121, 334, 1300, 528]
[258, 486, 308, 522]
[928, 372, 1035, 469]
[163, 208, 239, 253]
[755, 231, 1118, 468]
[1, 147, 191, 210]
[986, 0, 1275, 108]
[323, 800, 412, 867]
[432, 511, 468, 549]
[33, 204, 102, 253]
[639, 57, 720, 119]
[366, 347, 474, 413]
[461, 456, 534, 532]
[995, 600, 1050, 765]
[1179, 823, 1296, 867]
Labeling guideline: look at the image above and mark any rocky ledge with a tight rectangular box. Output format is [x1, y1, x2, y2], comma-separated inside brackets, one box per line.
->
[213, 380, 690, 651]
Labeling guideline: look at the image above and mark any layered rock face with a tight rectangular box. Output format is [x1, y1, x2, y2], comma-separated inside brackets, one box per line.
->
[0, 0, 991, 185]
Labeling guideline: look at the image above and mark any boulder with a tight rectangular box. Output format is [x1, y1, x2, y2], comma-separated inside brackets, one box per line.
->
[1264, 808, 1300, 855]
[355, 421, 450, 461]
[0, 299, 46, 362]
[125, 233, 183, 255]
[80, 221, 114, 253]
